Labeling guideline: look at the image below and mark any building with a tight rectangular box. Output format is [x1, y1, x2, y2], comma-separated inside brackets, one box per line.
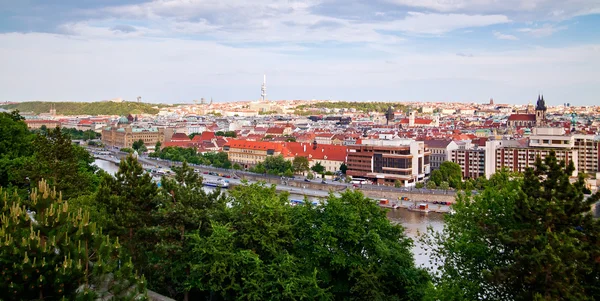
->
[451, 141, 486, 179]
[507, 95, 547, 128]
[25, 120, 61, 130]
[495, 146, 578, 176]
[223, 139, 292, 168]
[346, 138, 430, 187]
[398, 111, 438, 128]
[284, 141, 348, 173]
[526, 127, 598, 175]
[101, 116, 166, 149]
[424, 139, 459, 170]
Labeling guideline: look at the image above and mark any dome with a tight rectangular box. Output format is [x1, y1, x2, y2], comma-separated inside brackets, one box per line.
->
[118, 116, 129, 124]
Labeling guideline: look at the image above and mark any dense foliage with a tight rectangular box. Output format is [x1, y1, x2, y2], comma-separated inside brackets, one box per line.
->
[32, 126, 101, 141]
[186, 184, 429, 300]
[249, 154, 293, 176]
[0, 101, 167, 115]
[0, 180, 147, 300]
[295, 101, 408, 115]
[424, 152, 600, 300]
[150, 146, 232, 169]
[0, 112, 100, 199]
[215, 131, 236, 138]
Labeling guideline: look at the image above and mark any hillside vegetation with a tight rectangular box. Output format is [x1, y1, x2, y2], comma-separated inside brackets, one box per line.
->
[295, 101, 408, 115]
[0, 101, 170, 115]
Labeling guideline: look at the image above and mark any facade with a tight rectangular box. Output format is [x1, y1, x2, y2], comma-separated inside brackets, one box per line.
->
[424, 139, 459, 170]
[495, 147, 578, 176]
[25, 120, 61, 129]
[346, 138, 430, 187]
[284, 142, 348, 173]
[223, 139, 292, 168]
[101, 117, 165, 148]
[451, 141, 486, 179]
[527, 127, 599, 175]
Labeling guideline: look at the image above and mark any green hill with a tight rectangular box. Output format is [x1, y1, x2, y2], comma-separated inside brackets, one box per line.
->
[0, 101, 171, 116]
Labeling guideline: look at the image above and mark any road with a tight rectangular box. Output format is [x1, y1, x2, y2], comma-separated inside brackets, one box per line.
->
[87, 146, 458, 200]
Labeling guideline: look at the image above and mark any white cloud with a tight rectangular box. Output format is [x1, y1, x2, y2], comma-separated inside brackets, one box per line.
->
[493, 31, 518, 40]
[385, 0, 600, 20]
[518, 23, 567, 37]
[90, 1, 513, 43]
[380, 12, 510, 34]
[1, 32, 599, 103]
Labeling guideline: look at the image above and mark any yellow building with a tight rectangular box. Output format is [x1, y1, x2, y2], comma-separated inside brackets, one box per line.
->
[101, 116, 165, 148]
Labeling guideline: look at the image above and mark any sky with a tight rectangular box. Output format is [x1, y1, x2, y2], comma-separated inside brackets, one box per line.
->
[0, 0, 599, 105]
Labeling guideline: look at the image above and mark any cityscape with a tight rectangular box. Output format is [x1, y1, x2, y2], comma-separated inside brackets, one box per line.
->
[1, 0, 600, 300]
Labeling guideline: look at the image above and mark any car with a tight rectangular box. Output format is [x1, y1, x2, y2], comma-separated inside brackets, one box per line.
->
[321, 180, 326, 184]
[304, 179, 311, 182]
[203, 171, 208, 174]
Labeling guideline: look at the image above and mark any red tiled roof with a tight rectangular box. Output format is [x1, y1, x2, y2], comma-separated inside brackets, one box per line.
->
[399, 118, 433, 125]
[284, 142, 348, 162]
[171, 133, 191, 142]
[507, 114, 535, 121]
[163, 141, 193, 148]
[191, 131, 216, 142]
[266, 127, 285, 134]
[225, 139, 289, 154]
[78, 120, 93, 125]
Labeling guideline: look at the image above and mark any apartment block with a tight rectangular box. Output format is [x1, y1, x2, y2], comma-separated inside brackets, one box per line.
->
[346, 138, 430, 187]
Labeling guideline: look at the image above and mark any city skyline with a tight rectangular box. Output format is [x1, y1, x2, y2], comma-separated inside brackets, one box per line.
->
[1, 1, 600, 105]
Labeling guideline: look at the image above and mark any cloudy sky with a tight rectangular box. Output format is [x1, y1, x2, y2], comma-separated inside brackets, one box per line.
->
[1, 0, 599, 105]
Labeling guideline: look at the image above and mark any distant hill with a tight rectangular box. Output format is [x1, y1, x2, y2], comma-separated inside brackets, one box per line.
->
[0, 101, 171, 116]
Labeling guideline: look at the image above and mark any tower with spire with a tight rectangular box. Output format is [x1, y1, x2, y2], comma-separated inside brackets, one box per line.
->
[260, 74, 267, 102]
[535, 94, 547, 126]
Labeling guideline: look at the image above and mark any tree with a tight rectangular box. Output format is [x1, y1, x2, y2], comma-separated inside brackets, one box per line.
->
[188, 183, 327, 300]
[439, 181, 450, 190]
[141, 161, 226, 300]
[186, 184, 429, 300]
[26, 127, 99, 199]
[439, 161, 462, 188]
[0, 180, 147, 300]
[426, 181, 437, 190]
[292, 156, 310, 174]
[311, 162, 325, 174]
[430, 169, 442, 186]
[415, 182, 424, 189]
[306, 172, 315, 180]
[155, 141, 161, 153]
[233, 163, 242, 170]
[425, 152, 600, 300]
[395, 179, 402, 188]
[284, 169, 294, 178]
[95, 155, 158, 256]
[132, 139, 147, 153]
[0, 111, 33, 188]
[340, 163, 348, 174]
[292, 189, 430, 300]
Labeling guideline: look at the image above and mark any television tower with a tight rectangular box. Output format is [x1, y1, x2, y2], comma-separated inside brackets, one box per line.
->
[261, 74, 267, 102]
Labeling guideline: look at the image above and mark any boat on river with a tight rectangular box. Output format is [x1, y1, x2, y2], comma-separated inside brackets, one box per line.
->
[407, 203, 430, 213]
[204, 179, 229, 188]
[377, 199, 399, 209]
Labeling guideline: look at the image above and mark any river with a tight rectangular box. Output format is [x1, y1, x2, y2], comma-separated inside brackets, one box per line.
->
[94, 159, 444, 268]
